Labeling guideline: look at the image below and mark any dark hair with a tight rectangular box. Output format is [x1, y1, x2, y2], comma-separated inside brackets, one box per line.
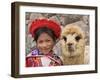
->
[34, 27, 56, 42]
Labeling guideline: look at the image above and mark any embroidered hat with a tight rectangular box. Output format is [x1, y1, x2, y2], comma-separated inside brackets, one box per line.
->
[29, 19, 61, 38]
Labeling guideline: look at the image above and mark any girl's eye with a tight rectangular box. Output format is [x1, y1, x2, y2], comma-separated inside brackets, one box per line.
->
[63, 36, 67, 41]
[75, 36, 81, 41]
[46, 40, 51, 42]
[38, 40, 43, 43]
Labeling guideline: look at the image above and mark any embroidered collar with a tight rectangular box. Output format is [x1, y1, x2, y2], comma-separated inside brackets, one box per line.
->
[30, 48, 62, 65]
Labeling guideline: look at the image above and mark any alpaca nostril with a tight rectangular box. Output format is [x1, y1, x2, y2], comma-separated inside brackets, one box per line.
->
[67, 43, 74, 52]
[68, 43, 73, 47]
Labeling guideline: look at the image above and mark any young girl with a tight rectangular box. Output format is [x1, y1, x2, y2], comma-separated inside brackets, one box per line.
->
[26, 19, 62, 67]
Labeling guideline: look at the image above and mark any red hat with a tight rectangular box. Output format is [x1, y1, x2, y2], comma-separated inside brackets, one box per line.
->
[29, 19, 61, 38]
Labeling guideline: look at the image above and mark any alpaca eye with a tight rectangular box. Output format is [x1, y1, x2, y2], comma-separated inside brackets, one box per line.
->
[75, 36, 81, 41]
[63, 36, 67, 41]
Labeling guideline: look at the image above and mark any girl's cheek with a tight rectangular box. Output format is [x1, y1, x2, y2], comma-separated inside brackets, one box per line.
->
[37, 44, 42, 49]
[48, 42, 54, 48]
[36, 42, 40, 48]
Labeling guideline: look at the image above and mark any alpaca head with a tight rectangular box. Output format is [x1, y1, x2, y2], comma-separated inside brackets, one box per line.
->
[61, 24, 85, 58]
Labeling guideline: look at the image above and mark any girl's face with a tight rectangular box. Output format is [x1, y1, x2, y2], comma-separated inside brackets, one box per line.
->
[36, 32, 55, 55]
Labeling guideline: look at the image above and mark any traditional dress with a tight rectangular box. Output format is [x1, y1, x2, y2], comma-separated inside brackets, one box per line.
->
[26, 48, 63, 67]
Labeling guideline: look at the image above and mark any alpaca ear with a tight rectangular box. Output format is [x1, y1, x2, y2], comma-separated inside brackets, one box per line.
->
[49, 16, 60, 25]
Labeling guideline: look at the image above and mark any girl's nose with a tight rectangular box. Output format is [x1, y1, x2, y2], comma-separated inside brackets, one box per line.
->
[42, 42, 47, 48]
